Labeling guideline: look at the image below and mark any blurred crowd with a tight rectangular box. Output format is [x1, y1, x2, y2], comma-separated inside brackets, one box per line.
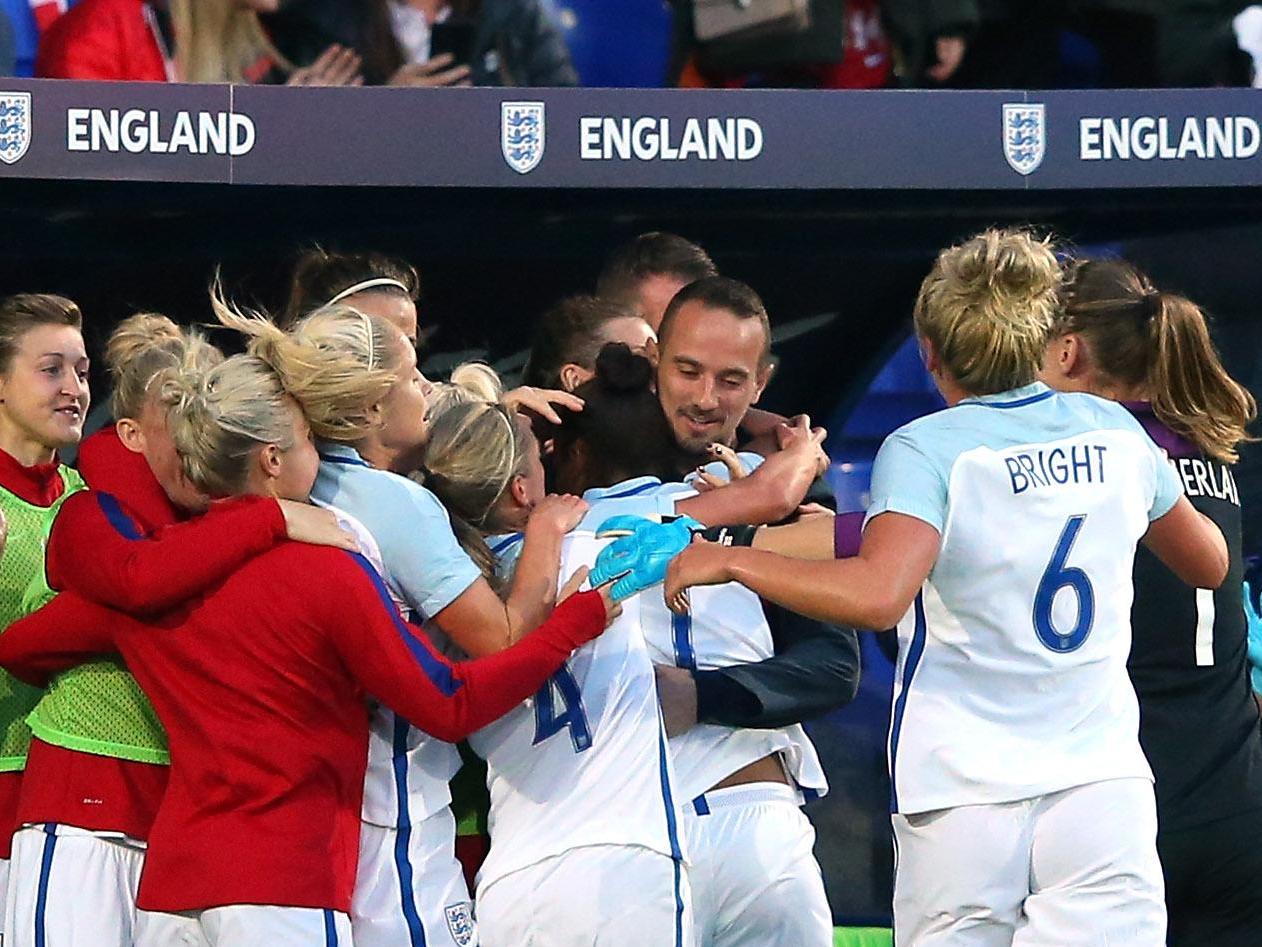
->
[2, 0, 1260, 89]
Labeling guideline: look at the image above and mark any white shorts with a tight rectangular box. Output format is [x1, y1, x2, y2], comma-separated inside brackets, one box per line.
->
[353, 805, 474, 947]
[476, 844, 694, 947]
[684, 782, 832, 947]
[0, 855, 9, 938]
[137, 905, 353, 947]
[5, 823, 146, 947]
[892, 777, 1166, 947]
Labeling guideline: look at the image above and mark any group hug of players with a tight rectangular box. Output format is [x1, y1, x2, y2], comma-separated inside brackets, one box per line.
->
[0, 227, 1256, 947]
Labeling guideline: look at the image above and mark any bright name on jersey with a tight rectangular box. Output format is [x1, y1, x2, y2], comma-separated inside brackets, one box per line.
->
[579, 116, 763, 162]
[1079, 116, 1260, 161]
[1005, 444, 1107, 494]
[66, 109, 257, 156]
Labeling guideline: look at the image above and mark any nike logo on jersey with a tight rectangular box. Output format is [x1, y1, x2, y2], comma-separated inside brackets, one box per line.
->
[1005, 445, 1108, 495]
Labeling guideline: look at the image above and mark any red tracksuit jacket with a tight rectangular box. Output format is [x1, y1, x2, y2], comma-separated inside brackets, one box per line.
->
[16, 428, 291, 841]
[0, 530, 607, 914]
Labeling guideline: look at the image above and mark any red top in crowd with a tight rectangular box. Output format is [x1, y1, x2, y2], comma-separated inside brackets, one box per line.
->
[36, 0, 168, 82]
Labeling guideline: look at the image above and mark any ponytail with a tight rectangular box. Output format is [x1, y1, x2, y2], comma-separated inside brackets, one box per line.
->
[1147, 294, 1256, 464]
[426, 361, 505, 425]
[443, 511, 502, 590]
[105, 313, 225, 420]
[210, 282, 400, 443]
[420, 398, 529, 589]
[1060, 258, 1256, 464]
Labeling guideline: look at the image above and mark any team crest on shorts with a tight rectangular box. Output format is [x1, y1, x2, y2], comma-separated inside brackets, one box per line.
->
[1002, 103, 1045, 176]
[444, 901, 476, 946]
[0, 92, 31, 166]
[501, 101, 545, 174]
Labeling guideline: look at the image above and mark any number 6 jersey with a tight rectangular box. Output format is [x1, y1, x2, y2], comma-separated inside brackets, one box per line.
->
[469, 530, 684, 893]
[867, 382, 1183, 816]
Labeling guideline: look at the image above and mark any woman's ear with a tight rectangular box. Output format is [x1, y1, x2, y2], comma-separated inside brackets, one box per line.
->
[560, 363, 593, 393]
[508, 473, 530, 509]
[920, 336, 942, 377]
[115, 418, 145, 454]
[1059, 333, 1085, 377]
[259, 443, 284, 481]
[1042, 333, 1084, 381]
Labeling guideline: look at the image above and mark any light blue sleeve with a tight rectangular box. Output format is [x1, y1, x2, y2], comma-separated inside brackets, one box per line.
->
[864, 428, 949, 534]
[1144, 445, 1184, 522]
[373, 478, 482, 620]
[1149, 456, 1183, 522]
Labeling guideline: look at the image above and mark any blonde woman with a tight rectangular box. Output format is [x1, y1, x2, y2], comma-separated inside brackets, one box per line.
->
[38, 0, 361, 85]
[0, 342, 614, 947]
[215, 297, 590, 947]
[1043, 258, 1261, 947]
[4, 314, 352, 947]
[662, 228, 1230, 946]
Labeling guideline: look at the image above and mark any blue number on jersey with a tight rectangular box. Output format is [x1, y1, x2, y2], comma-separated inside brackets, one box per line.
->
[532, 665, 592, 752]
[1033, 514, 1096, 653]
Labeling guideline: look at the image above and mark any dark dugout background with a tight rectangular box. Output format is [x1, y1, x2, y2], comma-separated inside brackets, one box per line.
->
[2, 178, 1260, 924]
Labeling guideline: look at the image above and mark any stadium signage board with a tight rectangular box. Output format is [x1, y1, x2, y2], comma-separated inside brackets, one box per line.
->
[1, 81, 1262, 189]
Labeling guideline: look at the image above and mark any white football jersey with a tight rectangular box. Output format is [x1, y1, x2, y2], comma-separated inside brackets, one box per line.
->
[470, 529, 685, 891]
[639, 582, 828, 804]
[867, 383, 1184, 815]
[545, 473, 826, 804]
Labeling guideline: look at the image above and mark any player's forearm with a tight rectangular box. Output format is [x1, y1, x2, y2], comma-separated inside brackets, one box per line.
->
[750, 514, 836, 559]
[380, 591, 607, 743]
[724, 548, 907, 631]
[0, 594, 117, 687]
[504, 519, 564, 639]
[677, 468, 801, 527]
[50, 495, 286, 615]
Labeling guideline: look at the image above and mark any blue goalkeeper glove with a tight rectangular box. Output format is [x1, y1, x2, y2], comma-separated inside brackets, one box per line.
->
[590, 514, 704, 602]
[1244, 578, 1262, 696]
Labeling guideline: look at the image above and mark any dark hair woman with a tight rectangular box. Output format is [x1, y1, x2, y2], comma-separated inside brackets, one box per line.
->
[1043, 256, 1260, 947]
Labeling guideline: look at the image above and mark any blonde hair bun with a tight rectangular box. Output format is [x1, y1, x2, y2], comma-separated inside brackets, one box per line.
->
[105, 313, 225, 420]
[915, 227, 1062, 395]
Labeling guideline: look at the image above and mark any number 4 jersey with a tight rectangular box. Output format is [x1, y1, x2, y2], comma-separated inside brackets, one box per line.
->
[867, 383, 1183, 816]
[469, 531, 684, 893]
